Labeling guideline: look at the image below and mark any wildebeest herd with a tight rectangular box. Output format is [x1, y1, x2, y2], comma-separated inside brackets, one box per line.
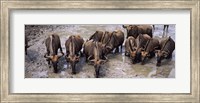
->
[25, 25, 175, 78]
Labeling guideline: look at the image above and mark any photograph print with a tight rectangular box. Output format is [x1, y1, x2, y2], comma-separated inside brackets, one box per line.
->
[25, 24, 175, 78]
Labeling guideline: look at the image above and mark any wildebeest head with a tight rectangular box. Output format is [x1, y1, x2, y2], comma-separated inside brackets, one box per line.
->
[66, 54, 80, 74]
[128, 40, 137, 64]
[130, 49, 137, 64]
[44, 53, 64, 73]
[89, 59, 106, 78]
[155, 50, 169, 66]
[141, 51, 150, 65]
[123, 25, 138, 38]
[89, 41, 107, 78]
[66, 39, 80, 74]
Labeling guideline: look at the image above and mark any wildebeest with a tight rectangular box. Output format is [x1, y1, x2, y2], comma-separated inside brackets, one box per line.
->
[83, 40, 107, 78]
[155, 36, 175, 66]
[134, 34, 152, 63]
[89, 31, 104, 42]
[44, 34, 64, 73]
[141, 38, 160, 65]
[125, 36, 137, 63]
[65, 35, 84, 74]
[105, 30, 124, 53]
[25, 35, 29, 55]
[122, 25, 153, 38]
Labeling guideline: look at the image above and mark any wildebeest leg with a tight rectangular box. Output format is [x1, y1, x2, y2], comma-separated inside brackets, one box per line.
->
[85, 55, 88, 62]
[80, 51, 84, 57]
[166, 25, 169, 37]
[149, 52, 155, 58]
[153, 25, 155, 30]
[163, 25, 166, 38]
[115, 47, 119, 53]
[59, 43, 63, 53]
[120, 45, 123, 52]
[45, 52, 51, 68]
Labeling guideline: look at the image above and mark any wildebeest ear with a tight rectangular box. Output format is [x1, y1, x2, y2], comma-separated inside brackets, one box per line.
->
[163, 51, 169, 57]
[44, 54, 53, 60]
[89, 59, 95, 65]
[100, 59, 107, 64]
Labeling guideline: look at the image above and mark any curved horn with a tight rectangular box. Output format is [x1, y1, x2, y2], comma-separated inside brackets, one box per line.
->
[44, 54, 53, 59]
[87, 55, 92, 61]
[104, 55, 108, 60]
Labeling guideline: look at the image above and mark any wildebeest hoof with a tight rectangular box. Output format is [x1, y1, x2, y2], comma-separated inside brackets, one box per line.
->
[141, 62, 145, 65]
[72, 72, 76, 74]
[132, 60, 136, 64]
[54, 70, 58, 73]
[156, 63, 161, 66]
[95, 75, 99, 78]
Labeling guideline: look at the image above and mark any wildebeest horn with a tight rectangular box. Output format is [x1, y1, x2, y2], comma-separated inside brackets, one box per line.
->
[104, 55, 108, 60]
[44, 54, 53, 59]
[163, 51, 169, 57]
[87, 55, 92, 61]
[88, 59, 95, 65]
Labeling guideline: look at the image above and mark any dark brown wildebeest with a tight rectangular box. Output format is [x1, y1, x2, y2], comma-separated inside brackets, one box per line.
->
[25, 36, 29, 55]
[125, 36, 138, 63]
[134, 34, 152, 63]
[83, 40, 107, 78]
[105, 30, 124, 53]
[155, 36, 175, 66]
[44, 34, 64, 73]
[65, 35, 84, 74]
[89, 31, 104, 42]
[122, 25, 153, 38]
[141, 38, 160, 65]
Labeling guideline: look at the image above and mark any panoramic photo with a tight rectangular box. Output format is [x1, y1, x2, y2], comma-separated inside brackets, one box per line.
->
[25, 24, 175, 78]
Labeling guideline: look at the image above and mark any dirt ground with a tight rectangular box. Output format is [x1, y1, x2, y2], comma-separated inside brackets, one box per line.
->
[25, 24, 175, 78]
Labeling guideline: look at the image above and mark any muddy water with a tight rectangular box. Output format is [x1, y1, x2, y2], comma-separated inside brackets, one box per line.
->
[25, 24, 175, 78]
